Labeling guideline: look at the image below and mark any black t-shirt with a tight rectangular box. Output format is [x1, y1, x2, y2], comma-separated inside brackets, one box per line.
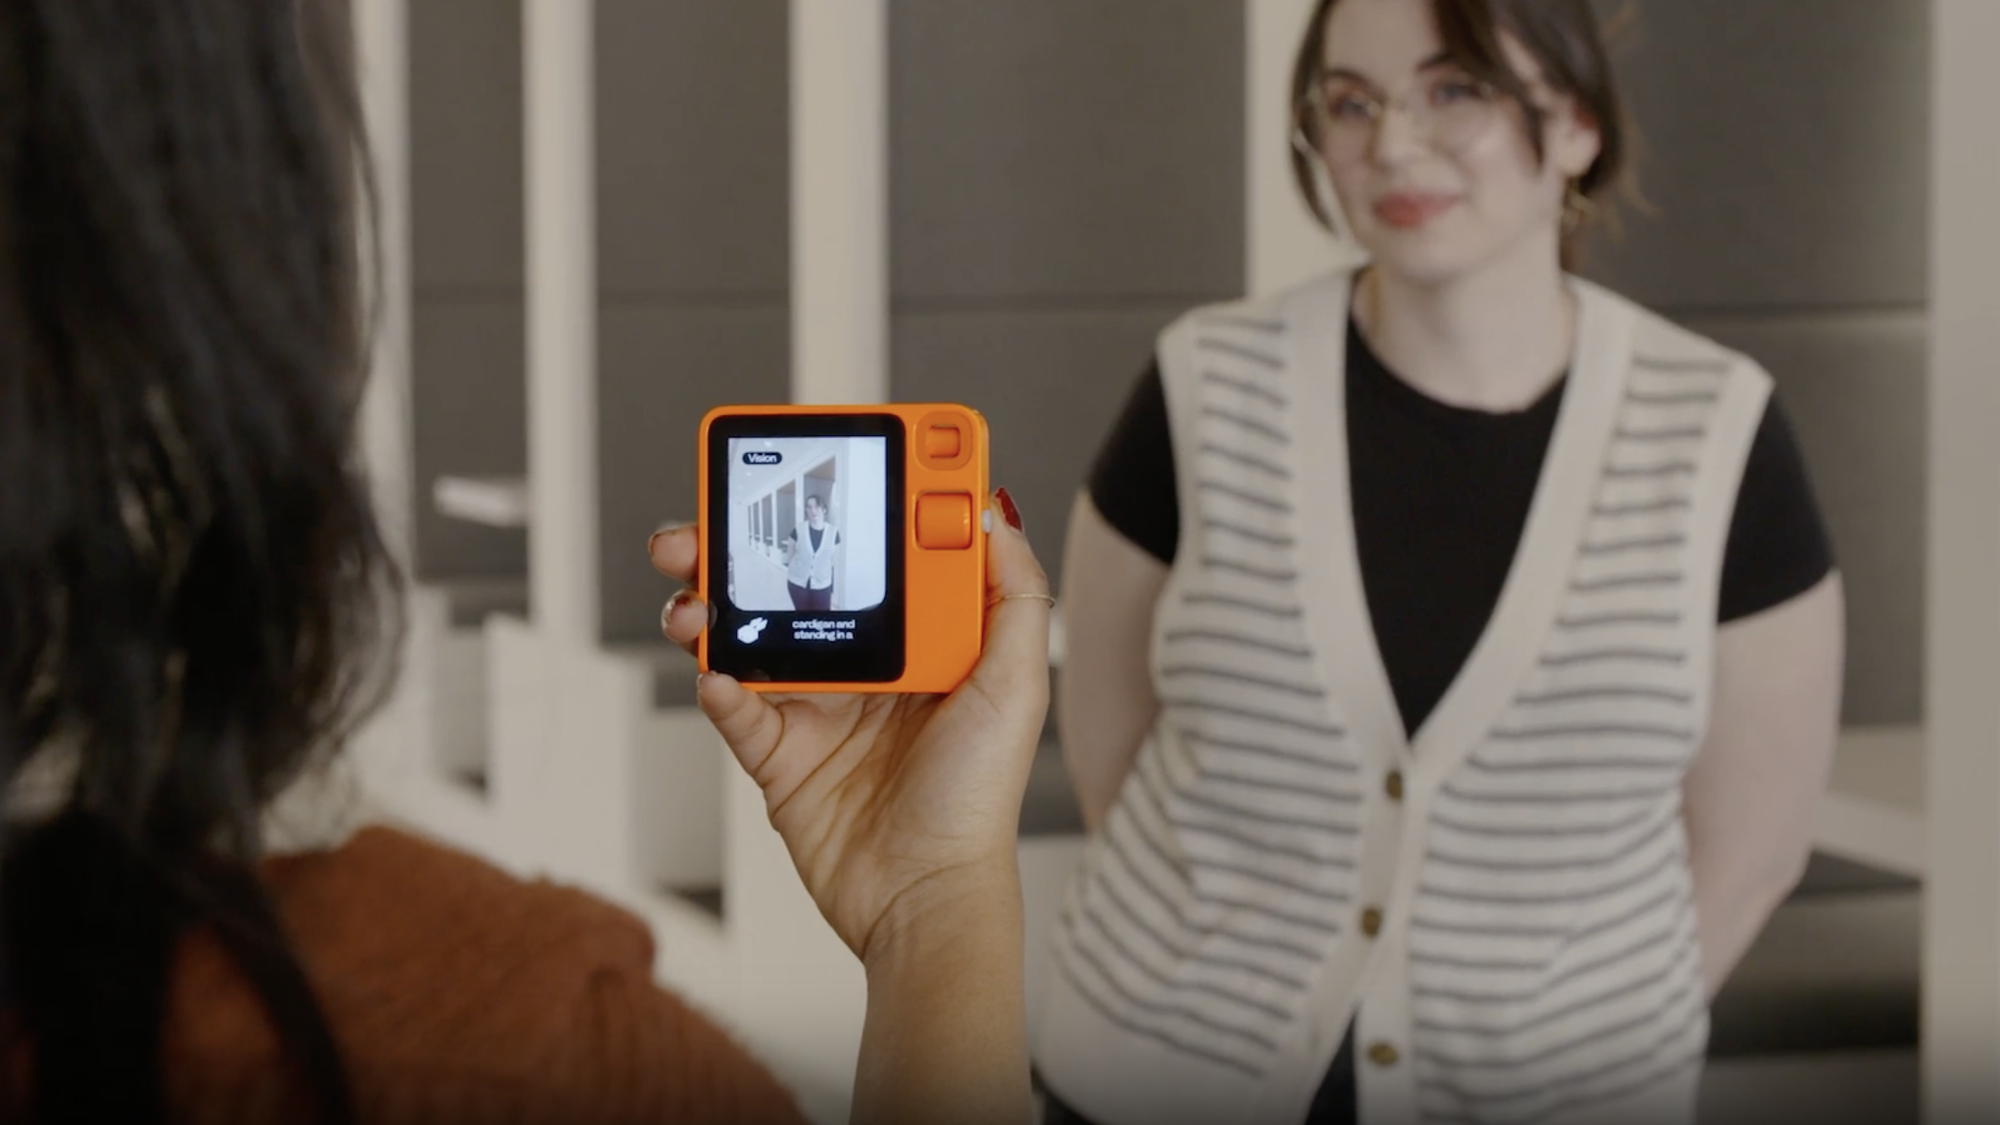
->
[1088, 318, 1836, 737]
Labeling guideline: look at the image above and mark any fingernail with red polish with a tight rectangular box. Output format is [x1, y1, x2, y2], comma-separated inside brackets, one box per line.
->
[996, 488, 1024, 532]
[667, 588, 697, 615]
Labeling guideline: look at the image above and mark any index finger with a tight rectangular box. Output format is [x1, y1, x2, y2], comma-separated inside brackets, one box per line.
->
[648, 524, 700, 585]
[964, 493, 1053, 711]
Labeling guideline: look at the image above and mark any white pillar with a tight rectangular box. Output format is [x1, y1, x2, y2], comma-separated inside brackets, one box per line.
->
[1923, 1, 2000, 1120]
[1245, 0, 1350, 297]
[353, 0, 412, 569]
[524, 0, 600, 644]
[336, 0, 424, 830]
[790, 0, 889, 405]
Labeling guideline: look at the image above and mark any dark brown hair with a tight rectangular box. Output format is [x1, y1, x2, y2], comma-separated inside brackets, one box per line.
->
[0, 0, 395, 1121]
[1289, 0, 1637, 262]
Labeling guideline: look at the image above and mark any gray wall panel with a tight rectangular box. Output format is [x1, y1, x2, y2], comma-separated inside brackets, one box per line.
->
[593, 2, 790, 644]
[408, 0, 529, 584]
[598, 305, 790, 645]
[1581, 0, 1930, 310]
[595, 0, 790, 299]
[1685, 315, 1927, 725]
[889, 1, 1245, 597]
[893, 308, 1180, 585]
[409, 0, 525, 292]
[410, 299, 530, 580]
[890, 0, 1245, 300]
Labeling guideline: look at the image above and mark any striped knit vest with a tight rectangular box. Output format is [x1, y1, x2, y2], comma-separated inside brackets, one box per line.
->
[1033, 269, 1770, 1125]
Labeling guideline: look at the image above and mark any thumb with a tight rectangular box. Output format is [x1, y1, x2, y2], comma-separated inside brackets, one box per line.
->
[697, 671, 785, 782]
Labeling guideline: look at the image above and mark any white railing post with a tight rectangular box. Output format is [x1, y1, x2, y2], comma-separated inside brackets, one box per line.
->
[1246, 0, 1351, 296]
[524, 0, 601, 644]
[791, 0, 890, 405]
[354, 0, 413, 571]
[1923, 1, 2000, 1120]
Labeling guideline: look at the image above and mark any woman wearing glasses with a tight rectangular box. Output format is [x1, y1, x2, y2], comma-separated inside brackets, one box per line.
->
[1038, 1, 1843, 1123]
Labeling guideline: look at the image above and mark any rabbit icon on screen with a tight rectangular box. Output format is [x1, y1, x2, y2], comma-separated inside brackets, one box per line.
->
[736, 617, 768, 645]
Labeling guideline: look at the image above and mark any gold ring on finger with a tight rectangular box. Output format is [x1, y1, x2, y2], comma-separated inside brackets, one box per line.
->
[987, 592, 1056, 609]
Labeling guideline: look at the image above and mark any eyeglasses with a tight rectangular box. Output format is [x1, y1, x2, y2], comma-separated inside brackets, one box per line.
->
[1297, 69, 1508, 165]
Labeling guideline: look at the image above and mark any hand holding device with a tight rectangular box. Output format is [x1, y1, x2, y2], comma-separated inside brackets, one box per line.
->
[646, 490, 1050, 960]
[697, 404, 991, 694]
[652, 480, 1047, 1125]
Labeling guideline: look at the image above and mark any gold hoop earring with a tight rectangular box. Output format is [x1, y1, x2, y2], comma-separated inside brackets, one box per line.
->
[1561, 183, 1596, 234]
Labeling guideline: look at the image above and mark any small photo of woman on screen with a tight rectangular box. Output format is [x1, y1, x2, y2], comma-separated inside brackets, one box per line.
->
[784, 493, 840, 611]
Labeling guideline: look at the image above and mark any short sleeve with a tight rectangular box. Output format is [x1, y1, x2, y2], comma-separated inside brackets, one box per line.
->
[1086, 358, 1180, 567]
[1717, 394, 1836, 623]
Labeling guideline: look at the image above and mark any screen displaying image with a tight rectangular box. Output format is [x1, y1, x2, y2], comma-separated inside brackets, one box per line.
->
[726, 436, 889, 614]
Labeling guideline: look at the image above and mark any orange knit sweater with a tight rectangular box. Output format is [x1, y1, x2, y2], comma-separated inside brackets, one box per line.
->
[161, 826, 807, 1124]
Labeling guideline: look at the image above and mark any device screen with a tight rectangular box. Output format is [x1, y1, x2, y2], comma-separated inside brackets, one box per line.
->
[705, 413, 906, 683]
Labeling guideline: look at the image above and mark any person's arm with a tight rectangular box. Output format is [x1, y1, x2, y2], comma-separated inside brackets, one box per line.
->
[1682, 573, 1845, 998]
[1059, 493, 1170, 832]
[653, 493, 1046, 1125]
[852, 865, 1028, 1125]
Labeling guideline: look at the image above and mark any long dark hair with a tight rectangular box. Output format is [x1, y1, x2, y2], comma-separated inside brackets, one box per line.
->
[1289, 0, 1639, 265]
[0, 0, 398, 1121]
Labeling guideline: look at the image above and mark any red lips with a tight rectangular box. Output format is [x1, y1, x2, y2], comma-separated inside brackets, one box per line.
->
[1372, 192, 1458, 229]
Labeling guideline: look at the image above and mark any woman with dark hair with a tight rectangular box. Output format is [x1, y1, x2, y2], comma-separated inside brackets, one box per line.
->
[784, 493, 841, 610]
[0, 2, 1050, 1122]
[1040, 1, 1843, 1122]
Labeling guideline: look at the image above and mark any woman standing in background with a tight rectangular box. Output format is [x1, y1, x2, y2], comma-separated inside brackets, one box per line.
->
[1037, 0, 1843, 1122]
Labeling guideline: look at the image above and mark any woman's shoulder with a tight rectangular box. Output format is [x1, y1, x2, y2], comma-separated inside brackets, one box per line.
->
[166, 826, 803, 1122]
[290, 824, 640, 936]
[1156, 268, 1359, 355]
[1579, 278, 1770, 385]
[265, 825, 650, 962]
[262, 828, 670, 1043]
[174, 826, 654, 1053]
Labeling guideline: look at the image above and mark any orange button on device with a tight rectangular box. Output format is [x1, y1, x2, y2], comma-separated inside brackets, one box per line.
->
[924, 424, 962, 460]
[915, 492, 974, 550]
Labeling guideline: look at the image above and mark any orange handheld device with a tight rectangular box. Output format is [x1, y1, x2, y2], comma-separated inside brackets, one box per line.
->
[696, 404, 990, 694]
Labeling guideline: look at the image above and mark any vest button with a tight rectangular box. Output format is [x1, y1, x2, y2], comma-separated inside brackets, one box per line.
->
[1367, 1041, 1400, 1067]
[1384, 770, 1404, 801]
[1359, 907, 1383, 937]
